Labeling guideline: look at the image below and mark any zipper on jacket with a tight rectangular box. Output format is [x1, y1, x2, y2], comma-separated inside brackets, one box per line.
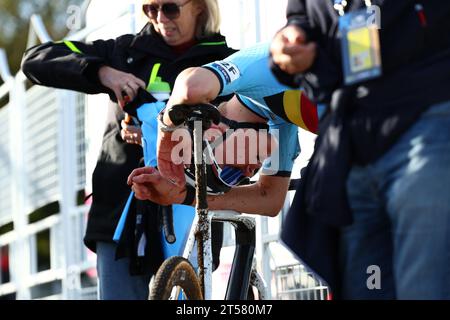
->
[414, 3, 427, 27]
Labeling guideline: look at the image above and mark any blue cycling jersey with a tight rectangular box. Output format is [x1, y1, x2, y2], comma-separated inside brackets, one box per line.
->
[204, 42, 317, 176]
[204, 42, 287, 119]
[115, 43, 319, 255]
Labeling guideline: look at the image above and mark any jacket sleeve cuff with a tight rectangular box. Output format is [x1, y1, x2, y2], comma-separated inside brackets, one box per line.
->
[83, 59, 107, 87]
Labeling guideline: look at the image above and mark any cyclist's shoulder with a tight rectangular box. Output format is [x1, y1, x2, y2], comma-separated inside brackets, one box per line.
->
[223, 41, 271, 68]
[204, 42, 270, 81]
[237, 95, 290, 127]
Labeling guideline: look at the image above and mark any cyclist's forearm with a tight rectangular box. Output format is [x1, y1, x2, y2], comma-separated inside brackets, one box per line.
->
[172, 67, 220, 103]
[206, 178, 289, 217]
[164, 68, 221, 127]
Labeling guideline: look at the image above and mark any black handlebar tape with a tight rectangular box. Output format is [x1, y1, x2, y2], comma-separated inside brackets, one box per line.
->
[167, 104, 190, 126]
[204, 107, 221, 125]
[161, 205, 176, 244]
[167, 103, 222, 126]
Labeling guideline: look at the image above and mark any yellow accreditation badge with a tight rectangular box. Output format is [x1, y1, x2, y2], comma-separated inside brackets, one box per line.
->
[339, 9, 382, 85]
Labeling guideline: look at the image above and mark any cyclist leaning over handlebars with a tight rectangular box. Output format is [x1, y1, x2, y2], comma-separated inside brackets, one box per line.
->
[129, 42, 325, 216]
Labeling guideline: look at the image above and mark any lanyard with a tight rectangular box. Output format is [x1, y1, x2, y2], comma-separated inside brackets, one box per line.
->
[333, 0, 372, 16]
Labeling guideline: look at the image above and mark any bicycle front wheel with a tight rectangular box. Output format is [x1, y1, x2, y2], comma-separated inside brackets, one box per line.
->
[150, 256, 203, 300]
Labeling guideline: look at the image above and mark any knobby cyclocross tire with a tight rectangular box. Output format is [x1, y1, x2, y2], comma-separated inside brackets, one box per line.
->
[150, 256, 203, 300]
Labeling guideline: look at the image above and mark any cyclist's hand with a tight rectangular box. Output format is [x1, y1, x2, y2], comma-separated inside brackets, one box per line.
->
[120, 120, 142, 145]
[128, 167, 186, 205]
[270, 25, 317, 75]
[98, 66, 146, 108]
[157, 130, 186, 187]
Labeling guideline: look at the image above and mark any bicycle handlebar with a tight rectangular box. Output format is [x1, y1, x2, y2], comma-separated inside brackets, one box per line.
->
[167, 103, 221, 129]
[160, 205, 176, 244]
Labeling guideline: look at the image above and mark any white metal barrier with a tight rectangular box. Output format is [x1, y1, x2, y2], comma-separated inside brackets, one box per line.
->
[0, 106, 11, 228]
[275, 263, 330, 300]
[0, 0, 133, 300]
[0, 80, 94, 299]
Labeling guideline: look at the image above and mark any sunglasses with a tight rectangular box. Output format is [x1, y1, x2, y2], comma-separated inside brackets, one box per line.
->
[143, 0, 193, 20]
[204, 141, 248, 188]
[217, 166, 248, 187]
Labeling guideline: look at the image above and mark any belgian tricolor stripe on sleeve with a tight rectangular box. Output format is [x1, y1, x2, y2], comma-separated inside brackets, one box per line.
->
[264, 90, 318, 133]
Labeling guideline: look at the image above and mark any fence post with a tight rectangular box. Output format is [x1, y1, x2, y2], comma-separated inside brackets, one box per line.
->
[57, 90, 81, 299]
[254, 0, 261, 42]
[9, 75, 32, 300]
[257, 216, 273, 299]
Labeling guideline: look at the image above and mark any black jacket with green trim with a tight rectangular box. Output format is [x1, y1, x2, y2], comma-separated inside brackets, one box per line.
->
[21, 23, 236, 253]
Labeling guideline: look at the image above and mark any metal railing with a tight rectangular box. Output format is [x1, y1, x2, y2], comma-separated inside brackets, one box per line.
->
[0, 1, 133, 299]
[275, 263, 330, 300]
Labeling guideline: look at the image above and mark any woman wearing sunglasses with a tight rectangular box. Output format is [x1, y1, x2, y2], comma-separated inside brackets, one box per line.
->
[22, 0, 235, 300]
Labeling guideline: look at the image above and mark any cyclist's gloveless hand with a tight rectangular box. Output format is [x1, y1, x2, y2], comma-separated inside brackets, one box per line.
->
[127, 166, 186, 205]
[157, 129, 187, 187]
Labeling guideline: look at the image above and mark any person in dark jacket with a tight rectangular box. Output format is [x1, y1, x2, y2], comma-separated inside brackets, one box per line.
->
[21, 0, 235, 300]
[271, 0, 450, 299]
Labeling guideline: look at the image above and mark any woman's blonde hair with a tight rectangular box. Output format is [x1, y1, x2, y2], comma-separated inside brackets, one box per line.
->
[195, 0, 221, 38]
[140, 0, 221, 38]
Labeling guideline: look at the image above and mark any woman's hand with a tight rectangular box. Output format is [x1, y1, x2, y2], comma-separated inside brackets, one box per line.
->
[98, 66, 146, 108]
[127, 167, 186, 205]
[270, 25, 317, 75]
[120, 120, 142, 145]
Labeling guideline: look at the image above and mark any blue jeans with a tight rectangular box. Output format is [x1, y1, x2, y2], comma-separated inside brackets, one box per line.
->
[340, 100, 450, 299]
[96, 242, 152, 300]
